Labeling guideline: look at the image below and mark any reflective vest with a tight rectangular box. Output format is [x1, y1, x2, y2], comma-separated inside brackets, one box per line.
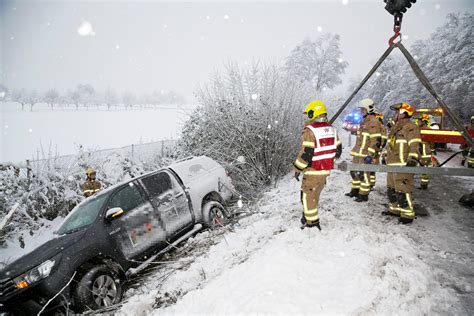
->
[306, 122, 338, 171]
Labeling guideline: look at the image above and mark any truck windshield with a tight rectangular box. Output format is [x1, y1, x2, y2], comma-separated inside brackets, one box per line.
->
[57, 193, 108, 235]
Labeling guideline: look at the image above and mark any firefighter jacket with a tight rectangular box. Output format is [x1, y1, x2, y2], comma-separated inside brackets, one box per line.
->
[350, 114, 383, 158]
[386, 118, 422, 166]
[419, 127, 435, 166]
[82, 180, 102, 197]
[293, 121, 342, 175]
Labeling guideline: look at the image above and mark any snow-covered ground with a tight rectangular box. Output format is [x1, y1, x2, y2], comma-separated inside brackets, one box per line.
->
[119, 156, 473, 315]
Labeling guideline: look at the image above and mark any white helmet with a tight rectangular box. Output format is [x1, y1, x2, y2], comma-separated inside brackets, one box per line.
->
[359, 98, 375, 114]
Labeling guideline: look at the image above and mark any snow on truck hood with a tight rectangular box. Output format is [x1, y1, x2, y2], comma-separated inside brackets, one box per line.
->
[168, 156, 221, 185]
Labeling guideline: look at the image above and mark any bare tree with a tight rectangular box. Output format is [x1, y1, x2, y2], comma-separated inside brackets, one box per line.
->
[121, 91, 136, 110]
[26, 91, 40, 111]
[11, 89, 29, 111]
[44, 89, 60, 110]
[103, 87, 118, 111]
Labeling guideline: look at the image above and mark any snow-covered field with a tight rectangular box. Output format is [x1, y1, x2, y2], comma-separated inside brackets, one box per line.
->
[0, 102, 192, 163]
[119, 157, 473, 315]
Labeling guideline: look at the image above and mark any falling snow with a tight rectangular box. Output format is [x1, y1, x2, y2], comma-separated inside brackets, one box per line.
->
[251, 94, 258, 100]
[435, 4, 441, 10]
[77, 21, 95, 37]
[224, 14, 230, 20]
[317, 26, 323, 32]
[342, 0, 349, 5]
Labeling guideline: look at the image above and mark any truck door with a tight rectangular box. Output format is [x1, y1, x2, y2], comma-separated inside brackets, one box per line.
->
[140, 171, 193, 237]
[106, 181, 166, 260]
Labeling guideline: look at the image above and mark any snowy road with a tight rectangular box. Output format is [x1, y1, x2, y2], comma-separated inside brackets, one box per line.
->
[120, 162, 473, 315]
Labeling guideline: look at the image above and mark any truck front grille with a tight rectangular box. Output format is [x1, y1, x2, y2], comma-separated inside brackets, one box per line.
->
[0, 278, 16, 298]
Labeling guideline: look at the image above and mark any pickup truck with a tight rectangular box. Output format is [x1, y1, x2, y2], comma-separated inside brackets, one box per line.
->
[0, 156, 234, 314]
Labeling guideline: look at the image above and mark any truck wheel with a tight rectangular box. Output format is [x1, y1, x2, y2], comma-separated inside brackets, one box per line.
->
[202, 201, 228, 229]
[73, 265, 123, 312]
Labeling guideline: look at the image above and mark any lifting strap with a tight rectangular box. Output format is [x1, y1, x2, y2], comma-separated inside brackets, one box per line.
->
[329, 33, 474, 148]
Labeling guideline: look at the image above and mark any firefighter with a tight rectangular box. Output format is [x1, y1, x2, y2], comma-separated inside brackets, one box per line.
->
[82, 167, 102, 198]
[461, 115, 474, 168]
[345, 99, 383, 202]
[383, 103, 421, 224]
[369, 109, 388, 189]
[416, 114, 436, 189]
[293, 100, 342, 230]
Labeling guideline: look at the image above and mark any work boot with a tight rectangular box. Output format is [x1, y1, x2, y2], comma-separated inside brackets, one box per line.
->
[382, 210, 399, 217]
[419, 184, 428, 190]
[399, 217, 413, 224]
[345, 189, 359, 198]
[355, 194, 368, 202]
[305, 220, 321, 231]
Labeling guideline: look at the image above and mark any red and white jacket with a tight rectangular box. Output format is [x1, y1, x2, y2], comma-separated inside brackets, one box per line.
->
[294, 121, 341, 173]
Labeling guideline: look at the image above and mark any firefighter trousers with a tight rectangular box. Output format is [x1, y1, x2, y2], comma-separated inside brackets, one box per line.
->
[350, 156, 371, 196]
[300, 174, 328, 224]
[387, 173, 415, 219]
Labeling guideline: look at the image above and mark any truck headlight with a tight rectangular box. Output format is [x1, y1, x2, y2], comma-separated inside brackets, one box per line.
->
[13, 259, 56, 289]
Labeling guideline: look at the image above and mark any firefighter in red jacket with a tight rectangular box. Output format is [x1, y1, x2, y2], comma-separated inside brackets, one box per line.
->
[293, 100, 342, 230]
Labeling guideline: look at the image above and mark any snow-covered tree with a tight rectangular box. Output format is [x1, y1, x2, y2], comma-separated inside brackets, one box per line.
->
[180, 62, 307, 196]
[43, 89, 60, 110]
[285, 34, 349, 98]
[10, 89, 29, 111]
[121, 91, 136, 110]
[102, 87, 118, 111]
[356, 13, 473, 123]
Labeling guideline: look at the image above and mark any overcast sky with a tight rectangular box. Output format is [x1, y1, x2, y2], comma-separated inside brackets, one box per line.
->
[1, 0, 473, 101]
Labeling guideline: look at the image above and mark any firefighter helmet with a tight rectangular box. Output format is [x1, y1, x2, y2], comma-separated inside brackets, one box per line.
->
[86, 167, 96, 176]
[390, 103, 414, 117]
[304, 100, 327, 121]
[359, 98, 375, 114]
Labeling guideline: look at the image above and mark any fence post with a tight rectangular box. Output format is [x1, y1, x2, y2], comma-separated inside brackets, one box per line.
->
[26, 159, 31, 184]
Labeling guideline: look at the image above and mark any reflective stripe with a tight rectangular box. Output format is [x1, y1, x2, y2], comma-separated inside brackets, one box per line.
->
[302, 193, 319, 221]
[396, 139, 407, 143]
[312, 153, 336, 161]
[350, 151, 365, 157]
[368, 148, 376, 153]
[387, 162, 406, 166]
[313, 144, 337, 153]
[294, 159, 308, 169]
[369, 133, 382, 138]
[302, 141, 315, 148]
[304, 170, 330, 176]
[408, 153, 419, 158]
[336, 140, 342, 145]
[408, 138, 422, 145]
[421, 155, 431, 159]
[399, 142, 405, 164]
[359, 134, 368, 155]
[362, 132, 370, 136]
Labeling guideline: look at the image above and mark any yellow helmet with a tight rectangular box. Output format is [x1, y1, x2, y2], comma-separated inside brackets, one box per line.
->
[86, 167, 96, 176]
[304, 100, 327, 121]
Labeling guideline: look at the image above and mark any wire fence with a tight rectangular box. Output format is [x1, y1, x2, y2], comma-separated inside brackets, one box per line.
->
[7, 140, 177, 179]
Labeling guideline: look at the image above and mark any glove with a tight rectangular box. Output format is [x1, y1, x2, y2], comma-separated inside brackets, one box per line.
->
[294, 172, 301, 181]
[406, 158, 418, 167]
[364, 156, 373, 164]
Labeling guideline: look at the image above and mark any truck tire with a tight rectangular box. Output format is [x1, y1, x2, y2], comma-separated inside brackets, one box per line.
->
[202, 201, 228, 229]
[73, 265, 123, 312]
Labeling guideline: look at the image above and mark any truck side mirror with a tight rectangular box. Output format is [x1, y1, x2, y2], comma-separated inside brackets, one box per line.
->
[105, 207, 124, 221]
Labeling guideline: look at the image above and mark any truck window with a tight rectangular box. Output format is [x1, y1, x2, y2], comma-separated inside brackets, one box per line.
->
[141, 172, 173, 199]
[108, 182, 145, 212]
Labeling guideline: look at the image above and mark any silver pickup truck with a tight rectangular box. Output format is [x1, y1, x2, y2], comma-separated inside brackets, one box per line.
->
[0, 156, 234, 314]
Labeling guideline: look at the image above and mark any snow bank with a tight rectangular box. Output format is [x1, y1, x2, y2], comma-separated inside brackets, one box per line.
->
[120, 166, 465, 315]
